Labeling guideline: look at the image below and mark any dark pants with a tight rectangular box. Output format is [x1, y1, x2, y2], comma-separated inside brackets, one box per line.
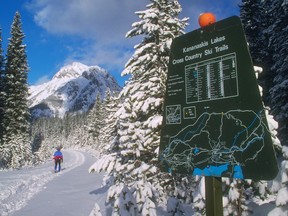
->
[54, 159, 61, 172]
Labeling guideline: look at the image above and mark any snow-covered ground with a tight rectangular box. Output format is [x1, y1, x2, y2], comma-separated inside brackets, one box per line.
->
[0, 149, 286, 216]
[0, 149, 110, 216]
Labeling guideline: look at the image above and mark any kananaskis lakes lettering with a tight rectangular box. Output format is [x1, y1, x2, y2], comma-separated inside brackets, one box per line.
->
[172, 35, 229, 65]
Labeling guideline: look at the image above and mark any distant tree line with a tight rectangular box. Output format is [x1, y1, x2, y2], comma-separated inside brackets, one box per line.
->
[30, 90, 120, 157]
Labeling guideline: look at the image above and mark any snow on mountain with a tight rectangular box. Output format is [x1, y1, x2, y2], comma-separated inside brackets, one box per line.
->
[28, 62, 121, 119]
[52, 62, 90, 79]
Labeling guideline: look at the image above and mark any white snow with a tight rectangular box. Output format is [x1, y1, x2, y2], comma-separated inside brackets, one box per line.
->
[52, 62, 90, 79]
[0, 149, 285, 216]
[0, 149, 109, 216]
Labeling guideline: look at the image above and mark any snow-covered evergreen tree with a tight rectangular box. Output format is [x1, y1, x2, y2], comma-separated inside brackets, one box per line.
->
[97, 90, 120, 154]
[189, 176, 205, 215]
[240, 2, 288, 213]
[0, 29, 5, 148]
[30, 118, 57, 163]
[84, 94, 104, 147]
[89, 203, 102, 216]
[240, 0, 273, 105]
[1, 12, 31, 168]
[90, 0, 189, 214]
[268, 0, 288, 147]
[241, 0, 288, 147]
[222, 178, 252, 216]
[71, 113, 88, 147]
[268, 146, 288, 216]
[262, 3, 288, 211]
[240, 0, 264, 65]
[63, 113, 86, 148]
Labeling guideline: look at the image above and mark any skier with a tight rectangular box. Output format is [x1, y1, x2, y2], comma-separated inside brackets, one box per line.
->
[53, 147, 63, 173]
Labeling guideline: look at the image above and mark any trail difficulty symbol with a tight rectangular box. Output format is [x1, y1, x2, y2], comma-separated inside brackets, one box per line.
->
[159, 16, 278, 180]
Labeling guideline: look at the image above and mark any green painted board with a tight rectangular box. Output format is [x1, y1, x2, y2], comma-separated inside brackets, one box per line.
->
[159, 16, 278, 180]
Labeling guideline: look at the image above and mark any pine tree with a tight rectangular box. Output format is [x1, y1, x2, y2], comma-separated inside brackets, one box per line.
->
[98, 90, 120, 153]
[239, 0, 274, 105]
[264, 3, 288, 214]
[240, 2, 288, 213]
[85, 94, 104, 147]
[268, 0, 288, 146]
[222, 178, 252, 216]
[70, 113, 88, 148]
[2, 12, 31, 167]
[0, 29, 5, 149]
[90, 0, 189, 214]
[240, 0, 264, 64]
[268, 146, 288, 215]
[30, 117, 62, 163]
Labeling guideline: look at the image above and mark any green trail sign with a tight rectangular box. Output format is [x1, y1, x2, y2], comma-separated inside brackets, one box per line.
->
[159, 16, 278, 180]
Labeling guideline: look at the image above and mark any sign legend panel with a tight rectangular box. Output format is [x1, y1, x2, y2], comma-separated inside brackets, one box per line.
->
[185, 53, 238, 104]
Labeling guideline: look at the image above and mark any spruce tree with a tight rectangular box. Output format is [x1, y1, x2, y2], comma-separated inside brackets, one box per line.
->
[0, 29, 5, 143]
[268, 0, 288, 146]
[240, 0, 264, 64]
[66, 113, 87, 148]
[240, 0, 274, 105]
[97, 90, 120, 154]
[85, 94, 104, 147]
[267, 1, 288, 214]
[257, 0, 276, 105]
[90, 0, 189, 214]
[0, 28, 5, 165]
[2, 11, 31, 167]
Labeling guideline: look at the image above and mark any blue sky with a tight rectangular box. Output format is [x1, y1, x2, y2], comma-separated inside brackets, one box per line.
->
[0, 0, 241, 86]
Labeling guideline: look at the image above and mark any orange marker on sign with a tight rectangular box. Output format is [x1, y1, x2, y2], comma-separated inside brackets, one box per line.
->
[198, 12, 216, 28]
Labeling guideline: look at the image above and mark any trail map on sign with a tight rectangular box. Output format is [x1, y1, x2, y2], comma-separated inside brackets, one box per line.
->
[162, 110, 267, 179]
[159, 16, 278, 180]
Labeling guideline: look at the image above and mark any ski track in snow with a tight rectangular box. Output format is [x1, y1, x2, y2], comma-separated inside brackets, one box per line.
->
[0, 149, 85, 216]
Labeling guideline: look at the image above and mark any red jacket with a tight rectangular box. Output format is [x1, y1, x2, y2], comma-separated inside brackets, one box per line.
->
[53, 155, 63, 160]
[53, 150, 63, 161]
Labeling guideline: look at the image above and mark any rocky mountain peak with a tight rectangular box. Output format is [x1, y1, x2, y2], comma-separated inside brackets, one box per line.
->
[52, 62, 90, 79]
[28, 62, 121, 119]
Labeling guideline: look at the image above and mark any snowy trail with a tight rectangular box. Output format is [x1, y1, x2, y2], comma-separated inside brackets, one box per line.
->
[0, 149, 109, 216]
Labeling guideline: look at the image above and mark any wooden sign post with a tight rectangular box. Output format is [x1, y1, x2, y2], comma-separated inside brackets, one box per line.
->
[205, 177, 223, 216]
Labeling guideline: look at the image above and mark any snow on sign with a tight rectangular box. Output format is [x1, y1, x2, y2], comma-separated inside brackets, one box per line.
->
[159, 16, 278, 180]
